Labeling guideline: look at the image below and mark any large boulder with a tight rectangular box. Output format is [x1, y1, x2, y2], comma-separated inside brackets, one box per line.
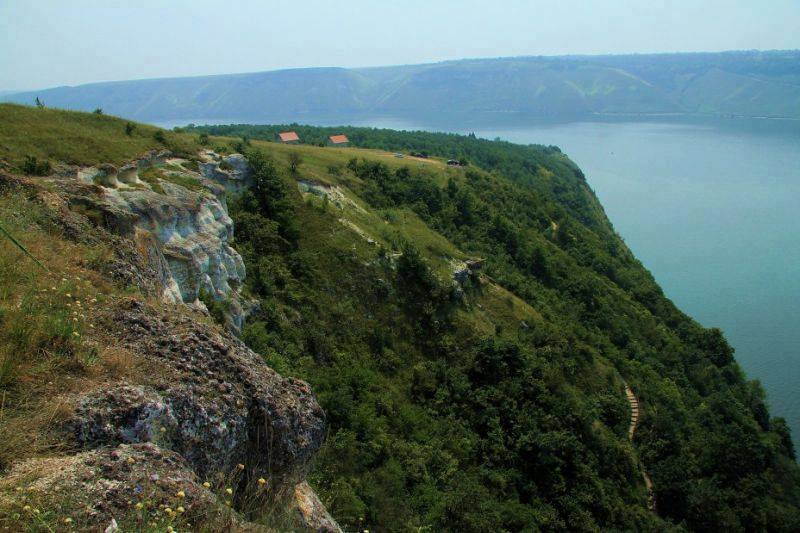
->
[69, 298, 325, 485]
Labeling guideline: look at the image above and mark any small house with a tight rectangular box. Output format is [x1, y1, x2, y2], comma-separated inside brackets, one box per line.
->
[327, 134, 349, 147]
[278, 131, 300, 144]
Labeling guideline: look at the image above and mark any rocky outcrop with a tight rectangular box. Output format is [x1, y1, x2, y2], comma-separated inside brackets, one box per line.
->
[292, 481, 343, 533]
[200, 151, 252, 192]
[69, 151, 247, 329]
[0, 444, 243, 531]
[2, 151, 339, 531]
[70, 298, 325, 484]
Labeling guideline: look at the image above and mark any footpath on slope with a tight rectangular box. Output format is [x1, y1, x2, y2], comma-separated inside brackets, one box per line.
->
[625, 384, 656, 512]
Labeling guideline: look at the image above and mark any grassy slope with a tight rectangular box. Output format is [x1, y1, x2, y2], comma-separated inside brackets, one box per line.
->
[0, 103, 198, 167]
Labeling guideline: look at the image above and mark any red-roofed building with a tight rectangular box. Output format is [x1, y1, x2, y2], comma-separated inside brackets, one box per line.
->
[327, 134, 349, 147]
[278, 131, 300, 144]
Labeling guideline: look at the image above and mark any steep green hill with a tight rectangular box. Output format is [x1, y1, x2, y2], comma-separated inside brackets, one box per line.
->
[1, 104, 799, 531]
[194, 121, 800, 530]
[4, 50, 800, 121]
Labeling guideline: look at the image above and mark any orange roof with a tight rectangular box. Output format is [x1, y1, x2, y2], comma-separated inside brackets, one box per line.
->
[328, 134, 349, 144]
[279, 131, 299, 142]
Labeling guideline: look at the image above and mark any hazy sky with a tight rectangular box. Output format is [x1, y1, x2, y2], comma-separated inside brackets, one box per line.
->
[1, 0, 799, 91]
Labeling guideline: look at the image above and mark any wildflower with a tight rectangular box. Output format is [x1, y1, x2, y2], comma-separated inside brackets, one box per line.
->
[237, 463, 245, 470]
[91, 298, 97, 303]
[33, 509, 40, 515]
[135, 502, 143, 510]
[160, 427, 167, 433]
[23, 505, 31, 512]
[176, 490, 185, 498]
[15, 487, 22, 492]
[177, 506, 185, 513]
[202, 482, 210, 489]
[167, 527, 174, 533]
[64, 517, 73, 525]
[225, 488, 233, 495]
[127, 457, 135, 464]
[257, 478, 266, 485]
[164, 507, 173, 515]
[73, 331, 80, 337]
[66, 293, 72, 298]
[225, 500, 231, 506]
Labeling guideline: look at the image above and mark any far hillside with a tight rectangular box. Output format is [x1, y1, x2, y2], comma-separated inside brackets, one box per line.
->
[4, 50, 800, 122]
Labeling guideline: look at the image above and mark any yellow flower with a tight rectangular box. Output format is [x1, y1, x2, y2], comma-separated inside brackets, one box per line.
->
[15, 487, 22, 492]
[225, 488, 233, 495]
[127, 457, 135, 464]
[135, 502, 143, 510]
[22, 505, 31, 512]
[176, 490, 185, 498]
[64, 517, 73, 524]
[257, 478, 266, 485]
[73, 331, 80, 337]
[167, 527, 174, 533]
[165, 507, 174, 516]
[225, 499, 231, 506]
[236, 463, 245, 470]
[177, 506, 185, 513]
[202, 482, 210, 488]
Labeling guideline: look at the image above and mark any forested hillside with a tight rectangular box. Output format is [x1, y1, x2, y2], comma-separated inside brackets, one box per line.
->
[1, 104, 798, 531]
[4, 50, 800, 122]
[189, 121, 800, 530]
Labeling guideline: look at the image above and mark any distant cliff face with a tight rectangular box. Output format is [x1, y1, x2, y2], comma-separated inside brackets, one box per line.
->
[4, 50, 800, 121]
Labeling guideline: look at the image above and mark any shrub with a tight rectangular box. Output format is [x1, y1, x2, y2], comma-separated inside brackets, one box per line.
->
[287, 152, 303, 174]
[20, 155, 51, 176]
[153, 131, 166, 144]
[124, 122, 135, 136]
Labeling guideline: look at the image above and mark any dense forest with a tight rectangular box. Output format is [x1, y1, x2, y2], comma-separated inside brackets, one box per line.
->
[191, 123, 800, 530]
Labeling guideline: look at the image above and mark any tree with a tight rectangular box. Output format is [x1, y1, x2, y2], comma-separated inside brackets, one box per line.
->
[93, 108, 103, 114]
[124, 122, 136, 136]
[287, 151, 303, 174]
[153, 130, 166, 143]
[34, 97, 44, 108]
[198, 133, 210, 146]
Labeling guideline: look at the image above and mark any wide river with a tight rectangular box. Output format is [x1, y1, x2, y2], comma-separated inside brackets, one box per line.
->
[165, 114, 800, 437]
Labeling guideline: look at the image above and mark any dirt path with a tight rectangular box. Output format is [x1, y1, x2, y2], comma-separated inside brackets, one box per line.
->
[625, 383, 656, 512]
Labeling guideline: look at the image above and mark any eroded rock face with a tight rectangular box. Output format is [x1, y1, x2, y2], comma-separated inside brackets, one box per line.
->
[200, 151, 252, 192]
[67, 152, 247, 330]
[70, 299, 325, 485]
